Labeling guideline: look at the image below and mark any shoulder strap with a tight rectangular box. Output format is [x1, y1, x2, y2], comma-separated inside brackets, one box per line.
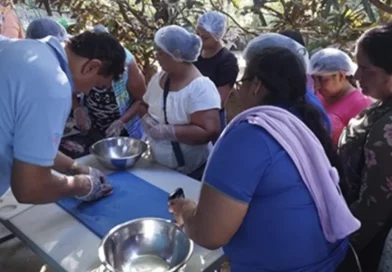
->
[162, 74, 185, 167]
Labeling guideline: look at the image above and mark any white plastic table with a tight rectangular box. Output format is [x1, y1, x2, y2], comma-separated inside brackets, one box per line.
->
[0, 155, 225, 272]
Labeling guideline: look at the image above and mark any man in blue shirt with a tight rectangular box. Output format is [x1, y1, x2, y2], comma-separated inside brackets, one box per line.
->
[0, 27, 125, 203]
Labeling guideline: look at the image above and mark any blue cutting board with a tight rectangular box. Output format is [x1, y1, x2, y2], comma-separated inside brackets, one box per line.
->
[57, 171, 173, 238]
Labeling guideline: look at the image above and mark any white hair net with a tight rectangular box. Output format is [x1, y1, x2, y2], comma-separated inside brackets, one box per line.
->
[154, 25, 202, 62]
[310, 48, 357, 76]
[243, 33, 310, 73]
[197, 11, 227, 40]
[26, 18, 68, 42]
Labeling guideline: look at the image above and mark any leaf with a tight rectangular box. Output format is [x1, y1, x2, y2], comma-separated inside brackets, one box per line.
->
[231, 0, 239, 8]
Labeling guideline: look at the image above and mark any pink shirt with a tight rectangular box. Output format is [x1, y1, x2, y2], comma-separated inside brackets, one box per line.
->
[318, 90, 373, 146]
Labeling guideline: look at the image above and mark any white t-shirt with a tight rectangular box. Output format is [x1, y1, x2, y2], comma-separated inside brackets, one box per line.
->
[143, 72, 221, 174]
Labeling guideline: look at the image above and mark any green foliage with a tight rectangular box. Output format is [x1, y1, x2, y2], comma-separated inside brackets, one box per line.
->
[27, 0, 392, 71]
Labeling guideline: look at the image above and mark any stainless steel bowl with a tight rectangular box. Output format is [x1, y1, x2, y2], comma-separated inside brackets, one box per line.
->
[98, 218, 194, 272]
[90, 137, 148, 170]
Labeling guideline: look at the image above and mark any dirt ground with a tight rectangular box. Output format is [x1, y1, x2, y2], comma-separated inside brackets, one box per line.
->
[0, 223, 50, 272]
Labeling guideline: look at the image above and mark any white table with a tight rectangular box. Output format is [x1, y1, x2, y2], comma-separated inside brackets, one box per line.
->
[0, 155, 225, 272]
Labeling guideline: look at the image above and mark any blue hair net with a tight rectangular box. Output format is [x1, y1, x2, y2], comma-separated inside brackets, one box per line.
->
[26, 18, 68, 42]
[197, 11, 227, 40]
[243, 33, 310, 73]
[310, 48, 357, 76]
[93, 24, 109, 33]
[154, 25, 202, 62]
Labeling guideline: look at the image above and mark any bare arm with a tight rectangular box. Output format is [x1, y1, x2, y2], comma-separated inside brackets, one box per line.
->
[175, 109, 220, 145]
[217, 85, 232, 108]
[2, 8, 20, 39]
[182, 184, 248, 249]
[126, 61, 146, 101]
[11, 159, 88, 204]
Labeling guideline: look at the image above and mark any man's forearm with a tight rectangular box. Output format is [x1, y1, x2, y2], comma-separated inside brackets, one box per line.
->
[22, 174, 84, 204]
[11, 162, 87, 204]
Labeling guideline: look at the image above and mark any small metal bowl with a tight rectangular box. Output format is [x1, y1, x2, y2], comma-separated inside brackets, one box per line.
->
[90, 137, 147, 170]
[99, 218, 194, 272]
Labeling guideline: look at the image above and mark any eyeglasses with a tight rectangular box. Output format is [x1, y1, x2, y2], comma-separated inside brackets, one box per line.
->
[234, 77, 253, 91]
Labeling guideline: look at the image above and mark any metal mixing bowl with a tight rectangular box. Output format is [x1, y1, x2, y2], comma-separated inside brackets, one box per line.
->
[90, 137, 148, 170]
[98, 218, 194, 272]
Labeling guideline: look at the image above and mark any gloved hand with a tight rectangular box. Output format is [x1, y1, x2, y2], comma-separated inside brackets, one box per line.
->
[88, 167, 107, 183]
[73, 106, 91, 133]
[148, 124, 177, 141]
[69, 163, 107, 183]
[105, 120, 126, 137]
[141, 114, 159, 132]
[74, 174, 113, 202]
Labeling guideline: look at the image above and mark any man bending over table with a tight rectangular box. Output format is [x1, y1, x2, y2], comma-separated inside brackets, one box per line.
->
[0, 25, 125, 204]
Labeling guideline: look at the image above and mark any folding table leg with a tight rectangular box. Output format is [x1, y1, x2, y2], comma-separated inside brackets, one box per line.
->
[0, 233, 15, 245]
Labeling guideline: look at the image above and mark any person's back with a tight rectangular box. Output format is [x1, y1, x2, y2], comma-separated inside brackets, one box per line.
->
[214, 118, 348, 272]
[0, 37, 72, 195]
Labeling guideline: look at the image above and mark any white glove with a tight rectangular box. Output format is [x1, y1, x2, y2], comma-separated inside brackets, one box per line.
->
[142, 114, 177, 141]
[74, 174, 113, 202]
[148, 124, 177, 141]
[141, 114, 159, 132]
[105, 120, 126, 137]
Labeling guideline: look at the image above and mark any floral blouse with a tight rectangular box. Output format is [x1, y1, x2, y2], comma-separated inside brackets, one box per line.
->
[338, 98, 392, 253]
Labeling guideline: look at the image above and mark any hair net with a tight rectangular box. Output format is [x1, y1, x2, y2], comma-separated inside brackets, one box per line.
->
[26, 18, 68, 42]
[243, 33, 310, 73]
[197, 11, 227, 40]
[154, 25, 202, 62]
[310, 48, 357, 76]
[93, 24, 109, 33]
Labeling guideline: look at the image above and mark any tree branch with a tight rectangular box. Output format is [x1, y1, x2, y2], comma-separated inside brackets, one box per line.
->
[209, 0, 258, 35]
[369, 0, 392, 14]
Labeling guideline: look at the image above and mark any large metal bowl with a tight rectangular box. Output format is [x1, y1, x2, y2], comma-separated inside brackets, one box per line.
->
[98, 218, 194, 272]
[90, 137, 147, 170]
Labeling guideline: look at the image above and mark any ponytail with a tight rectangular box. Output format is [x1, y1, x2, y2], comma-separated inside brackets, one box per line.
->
[346, 75, 358, 88]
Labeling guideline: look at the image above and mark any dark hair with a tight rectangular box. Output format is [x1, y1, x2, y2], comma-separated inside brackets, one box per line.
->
[68, 31, 125, 81]
[357, 22, 392, 74]
[245, 47, 345, 182]
[346, 75, 358, 88]
[279, 29, 305, 46]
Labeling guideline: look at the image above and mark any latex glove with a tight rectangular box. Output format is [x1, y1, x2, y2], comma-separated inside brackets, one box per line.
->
[88, 167, 107, 183]
[74, 174, 113, 202]
[141, 114, 159, 132]
[70, 163, 107, 183]
[105, 120, 126, 137]
[148, 124, 177, 141]
[73, 106, 91, 133]
[168, 198, 197, 226]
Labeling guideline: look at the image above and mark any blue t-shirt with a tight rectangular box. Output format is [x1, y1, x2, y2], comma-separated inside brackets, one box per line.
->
[306, 88, 331, 134]
[0, 37, 73, 196]
[204, 117, 348, 271]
